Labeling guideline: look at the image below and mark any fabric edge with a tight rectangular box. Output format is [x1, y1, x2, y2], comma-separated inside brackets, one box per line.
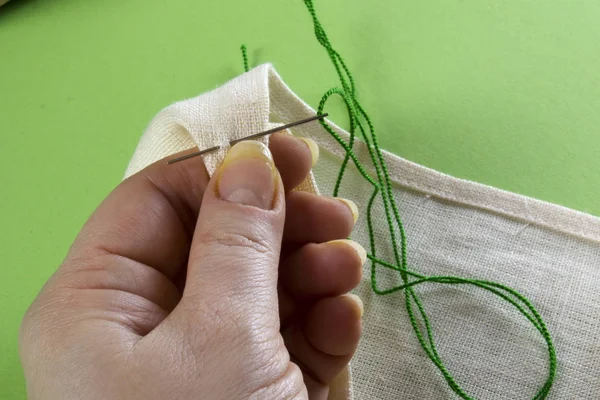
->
[378, 150, 600, 243]
[264, 64, 600, 243]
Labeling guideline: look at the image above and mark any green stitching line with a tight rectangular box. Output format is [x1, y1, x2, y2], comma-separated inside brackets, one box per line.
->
[241, 44, 249, 72]
[301, 1, 557, 398]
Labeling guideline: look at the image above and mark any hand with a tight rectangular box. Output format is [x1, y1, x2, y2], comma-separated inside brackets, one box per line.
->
[20, 132, 365, 399]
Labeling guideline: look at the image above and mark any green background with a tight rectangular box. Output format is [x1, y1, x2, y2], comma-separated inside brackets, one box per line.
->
[1, 0, 599, 397]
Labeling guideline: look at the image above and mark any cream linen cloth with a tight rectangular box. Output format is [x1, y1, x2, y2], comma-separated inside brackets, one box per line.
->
[126, 64, 600, 399]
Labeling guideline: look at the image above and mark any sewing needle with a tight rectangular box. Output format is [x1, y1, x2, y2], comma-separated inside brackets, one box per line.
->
[167, 113, 328, 165]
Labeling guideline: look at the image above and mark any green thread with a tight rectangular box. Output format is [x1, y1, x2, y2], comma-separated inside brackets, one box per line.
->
[301, 1, 557, 399]
[241, 44, 249, 72]
[239, 3, 557, 397]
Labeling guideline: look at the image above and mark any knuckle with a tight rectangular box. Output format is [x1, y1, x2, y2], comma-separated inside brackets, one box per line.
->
[180, 299, 246, 350]
[199, 230, 272, 255]
[248, 360, 306, 399]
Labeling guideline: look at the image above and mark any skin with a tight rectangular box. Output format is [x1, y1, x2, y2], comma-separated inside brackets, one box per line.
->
[19, 132, 364, 400]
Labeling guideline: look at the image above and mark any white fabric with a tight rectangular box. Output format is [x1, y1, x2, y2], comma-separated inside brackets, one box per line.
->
[126, 64, 600, 399]
[125, 66, 318, 194]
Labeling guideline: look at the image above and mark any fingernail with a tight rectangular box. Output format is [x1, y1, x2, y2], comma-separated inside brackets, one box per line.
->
[299, 137, 319, 167]
[218, 141, 276, 209]
[329, 239, 367, 265]
[341, 293, 364, 318]
[335, 198, 359, 223]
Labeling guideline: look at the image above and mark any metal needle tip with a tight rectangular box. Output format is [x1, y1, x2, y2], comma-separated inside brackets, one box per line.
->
[166, 113, 329, 165]
[167, 146, 220, 165]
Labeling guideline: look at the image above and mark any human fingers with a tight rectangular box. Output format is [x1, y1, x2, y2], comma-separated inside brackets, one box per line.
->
[281, 240, 365, 300]
[60, 131, 318, 282]
[166, 141, 286, 331]
[283, 191, 358, 244]
[283, 295, 363, 398]
[269, 131, 318, 191]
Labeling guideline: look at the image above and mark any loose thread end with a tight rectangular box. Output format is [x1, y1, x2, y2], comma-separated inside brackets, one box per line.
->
[241, 44, 249, 72]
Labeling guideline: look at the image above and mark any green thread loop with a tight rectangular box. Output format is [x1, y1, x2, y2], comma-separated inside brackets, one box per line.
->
[301, 1, 557, 399]
[241, 44, 249, 72]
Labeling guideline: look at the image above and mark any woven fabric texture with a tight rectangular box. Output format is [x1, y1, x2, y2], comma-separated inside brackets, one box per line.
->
[125, 64, 600, 399]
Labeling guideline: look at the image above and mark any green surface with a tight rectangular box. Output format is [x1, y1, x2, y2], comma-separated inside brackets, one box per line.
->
[1, 0, 599, 397]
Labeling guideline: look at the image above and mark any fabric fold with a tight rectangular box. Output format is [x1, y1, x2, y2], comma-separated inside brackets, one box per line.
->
[126, 63, 600, 399]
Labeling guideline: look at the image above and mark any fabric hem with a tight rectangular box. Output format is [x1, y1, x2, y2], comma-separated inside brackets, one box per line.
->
[264, 64, 600, 243]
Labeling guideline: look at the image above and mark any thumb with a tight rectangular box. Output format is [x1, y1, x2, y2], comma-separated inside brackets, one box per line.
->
[180, 140, 285, 323]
